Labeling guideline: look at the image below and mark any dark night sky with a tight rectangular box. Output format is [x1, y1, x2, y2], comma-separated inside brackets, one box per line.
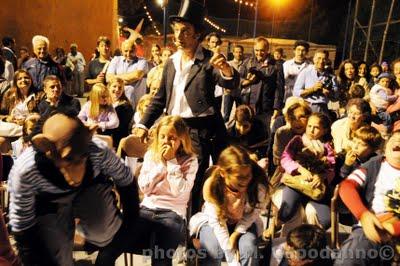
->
[127, 0, 349, 44]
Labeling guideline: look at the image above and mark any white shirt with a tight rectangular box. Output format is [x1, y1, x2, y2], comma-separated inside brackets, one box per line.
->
[283, 58, 310, 93]
[67, 51, 86, 72]
[3, 60, 14, 82]
[168, 49, 196, 117]
[168, 47, 219, 118]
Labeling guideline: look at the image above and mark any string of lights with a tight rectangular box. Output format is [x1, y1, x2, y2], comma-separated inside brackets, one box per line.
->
[234, 0, 255, 8]
[143, 5, 161, 36]
[204, 17, 226, 33]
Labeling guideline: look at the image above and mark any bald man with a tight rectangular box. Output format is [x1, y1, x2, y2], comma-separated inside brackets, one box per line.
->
[8, 110, 139, 266]
[106, 39, 148, 110]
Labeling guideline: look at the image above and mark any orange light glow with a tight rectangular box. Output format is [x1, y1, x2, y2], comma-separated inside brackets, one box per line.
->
[269, 0, 291, 7]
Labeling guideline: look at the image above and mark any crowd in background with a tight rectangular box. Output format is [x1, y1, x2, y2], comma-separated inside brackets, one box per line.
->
[1, 8, 400, 265]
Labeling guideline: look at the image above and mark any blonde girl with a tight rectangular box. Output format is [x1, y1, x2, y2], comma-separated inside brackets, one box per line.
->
[190, 145, 268, 266]
[78, 83, 119, 133]
[108, 78, 133, 147]
[96, 115, 198, 265]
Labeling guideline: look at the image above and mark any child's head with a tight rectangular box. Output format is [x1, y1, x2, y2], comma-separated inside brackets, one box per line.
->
[285, 224, 328, 266]
[136, 94, 153, 117]
[358, 61, 368, 78]
[23, 113, 41, 143]
[370, 63, 382, 79]
[217, 146, 254, 194]
[377, 72, 393, 88]
[107, 77, 128, 103]
[89, 83, 111, 119]
[348, 84, 365, 99]
[305, 113, 331, 141]
[352, 126, 382, 161]
[90, 83, 111, 106]
[234, 105, 254, 136]
[284, 100, 312, 135]
[149, 115, 195, 161]
[346, 98, 371, 130]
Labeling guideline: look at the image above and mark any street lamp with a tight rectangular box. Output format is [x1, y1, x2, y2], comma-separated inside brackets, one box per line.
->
[157, 0, 168, 47]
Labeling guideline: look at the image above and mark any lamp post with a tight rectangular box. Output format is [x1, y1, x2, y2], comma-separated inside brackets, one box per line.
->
[236, 1, 242, 37]
[157, 0, 168, 47]
[253, 0, 259, 38]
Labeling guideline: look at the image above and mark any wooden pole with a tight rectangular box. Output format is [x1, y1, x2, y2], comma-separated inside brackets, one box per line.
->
[364, 0, 376, 62]
[379, 0, 396, 63]
[253, 0, 259, 38]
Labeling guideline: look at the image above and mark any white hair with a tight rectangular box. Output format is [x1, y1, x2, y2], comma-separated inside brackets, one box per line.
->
[32, 35, 50, 48]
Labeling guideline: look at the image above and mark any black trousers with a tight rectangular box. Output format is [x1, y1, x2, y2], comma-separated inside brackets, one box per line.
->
[183, 114, 228, 214]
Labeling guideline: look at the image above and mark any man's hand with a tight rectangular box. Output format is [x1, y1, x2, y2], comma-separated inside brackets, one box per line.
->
[210, 46, 232, 77]
[132, 127, 148, 143]
[360, 211, 388, 243]
[313, 81, 323, 92]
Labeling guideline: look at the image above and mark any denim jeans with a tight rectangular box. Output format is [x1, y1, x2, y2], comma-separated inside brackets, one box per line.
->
[223, 94, 242, 122]
[333, 227, 392, 266]
[96, 207, 185, 266]
[278, 186, 331, 229]
[198, 223, 259, 266]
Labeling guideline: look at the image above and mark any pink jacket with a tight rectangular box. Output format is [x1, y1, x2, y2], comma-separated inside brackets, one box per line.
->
[281, 135, 336, 183]
[138, 150, 198, 218]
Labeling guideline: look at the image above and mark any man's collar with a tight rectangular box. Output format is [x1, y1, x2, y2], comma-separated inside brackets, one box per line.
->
[3, 46, 14, 54]
[123, 56, 138, 64]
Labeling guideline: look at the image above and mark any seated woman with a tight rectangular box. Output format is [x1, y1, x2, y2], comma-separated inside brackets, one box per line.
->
[96, 115, 197, 265]
[227, 104, 267, 159]
[78, 83, 119, 135]
[108, 77, 133, 148]
[331, 98, 371, 154]
[190, 145, 268, 266]
[0, 70, 38, 152]
[1, 69, 37, 125]
[279, 113, 335, 230]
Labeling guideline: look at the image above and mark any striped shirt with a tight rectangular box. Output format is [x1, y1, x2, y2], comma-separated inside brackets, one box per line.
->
[8, 138, 133, 232]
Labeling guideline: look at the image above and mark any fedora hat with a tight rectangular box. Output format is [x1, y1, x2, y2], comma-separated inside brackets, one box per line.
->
[169, 0, 206, 31]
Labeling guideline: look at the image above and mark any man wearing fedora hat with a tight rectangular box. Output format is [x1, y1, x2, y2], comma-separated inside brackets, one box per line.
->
[133, 0, 239, 213]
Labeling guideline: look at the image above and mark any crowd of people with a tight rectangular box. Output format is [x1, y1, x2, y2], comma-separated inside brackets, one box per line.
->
[1, 0, 400, 265]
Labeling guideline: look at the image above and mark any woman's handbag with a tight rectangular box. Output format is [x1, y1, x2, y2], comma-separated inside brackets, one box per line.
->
[281, 173, 326, 201]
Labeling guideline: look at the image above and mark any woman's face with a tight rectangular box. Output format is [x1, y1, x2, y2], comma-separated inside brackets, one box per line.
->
[98, 41, 110, 57]
[224, 165, 252, 194]
[109, 82, 124, 102]
[289, 107, 308, 135]
[344, 63, 356, 80]
[358, 63, 367, 77]
[347, 105, 365, 130]
[158, 125, 181, 157]
[306, 116, 325, 140]
[16, 72, 32, 90]
[151, 46, 161, 58]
